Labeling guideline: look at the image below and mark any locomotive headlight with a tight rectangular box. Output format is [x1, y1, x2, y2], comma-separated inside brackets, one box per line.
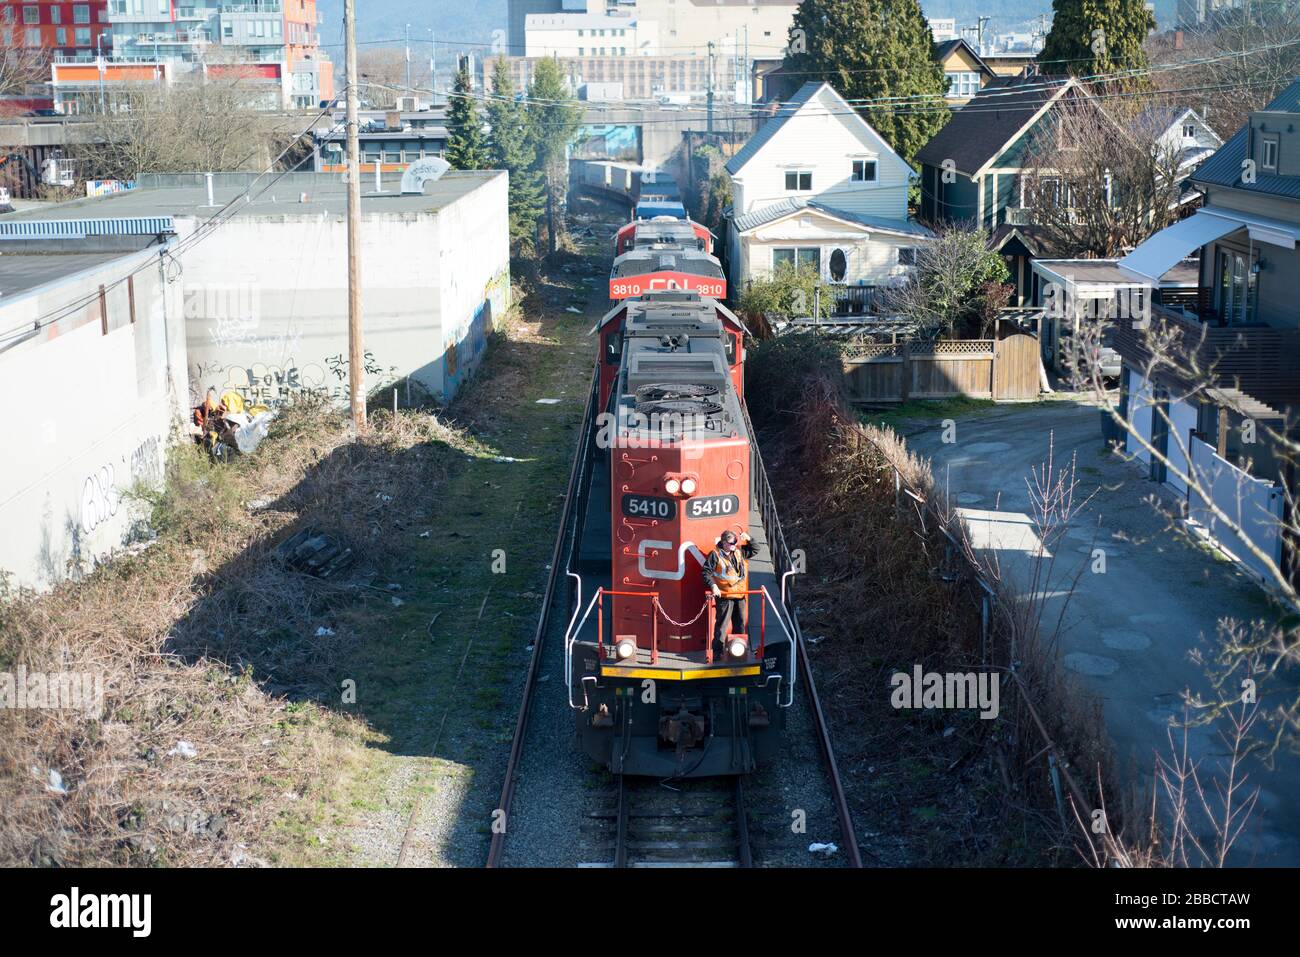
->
[680, 477, 697, 495]
[664, 478, 681, 495]
[727, 638, 748, 660]
[616, 638, 637, 660]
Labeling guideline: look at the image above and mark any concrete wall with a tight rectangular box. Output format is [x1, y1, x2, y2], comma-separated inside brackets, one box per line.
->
[182, 172, 509, 407]
[0, 248, 187, 591]
[740, 214, 919, 287]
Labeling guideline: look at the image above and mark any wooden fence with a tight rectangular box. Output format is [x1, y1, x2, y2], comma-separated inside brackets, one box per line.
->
[842, 332, 1040, 404]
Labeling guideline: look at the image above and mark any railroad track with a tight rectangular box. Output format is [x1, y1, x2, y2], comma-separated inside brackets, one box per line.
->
[583, 775, 752, 868]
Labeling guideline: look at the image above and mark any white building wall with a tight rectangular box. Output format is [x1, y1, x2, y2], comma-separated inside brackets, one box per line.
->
[1126, 367, 1154, 465]
[0, 249, 187, 592]
[1166, 397, 1199, 495]
[743, 223, 919, 286]
[435, 171, 512, 400]
[182, 172, 509, 407]
[730, 88, 912, 220]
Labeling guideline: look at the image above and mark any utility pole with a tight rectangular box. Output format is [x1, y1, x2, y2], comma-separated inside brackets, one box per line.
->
[706, 41, 715, 133]
[405, 23, 412, 94]
[344, 0, 366, 430]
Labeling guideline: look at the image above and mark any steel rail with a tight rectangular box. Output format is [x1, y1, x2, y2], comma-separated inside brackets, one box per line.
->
[485, 364, 599, 868]
[745, 403, 866, 868]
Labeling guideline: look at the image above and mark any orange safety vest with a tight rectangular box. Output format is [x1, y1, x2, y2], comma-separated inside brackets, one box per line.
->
[706, 547, 748, 599]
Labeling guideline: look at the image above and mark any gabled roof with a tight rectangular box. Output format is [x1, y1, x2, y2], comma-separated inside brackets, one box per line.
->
[934, 38, 994, 77]
[725, 81, 910, 179]
[913, 74, 1075, 177]
[731, 197, 933, 238]
[725, 82, 825, 176]
[1192, 77, 1300, 201]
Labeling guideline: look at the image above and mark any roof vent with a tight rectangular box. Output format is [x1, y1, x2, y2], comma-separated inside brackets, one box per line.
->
[401, 157, 451, 195]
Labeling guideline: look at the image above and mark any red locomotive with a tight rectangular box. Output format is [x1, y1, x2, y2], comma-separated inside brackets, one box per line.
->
[564, 215, 794, 779]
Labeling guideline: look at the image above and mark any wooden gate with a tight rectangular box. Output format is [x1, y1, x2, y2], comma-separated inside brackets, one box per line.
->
[993, 332, 1039, 401]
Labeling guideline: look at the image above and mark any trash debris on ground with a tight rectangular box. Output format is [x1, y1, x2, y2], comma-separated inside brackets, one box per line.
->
[391, 596, 404, 607]
[535, 398, 561, 405]
[808, 842, 838, 857]
[314, 626, 335, 637]
[44, 769, 69, 796]
[565, 306, 583, 314]
[188, 387, 275, 461]
[246, 497, 273, 512]
[274, 527, 355, 579]
[492, 455, 523, 463]
[168, 741, 198, 759]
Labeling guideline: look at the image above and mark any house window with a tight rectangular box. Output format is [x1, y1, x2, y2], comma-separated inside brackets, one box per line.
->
[772, 247, 821, 272]
[1262, 136, 1279, 171]
[50, 6, 60, 24]
[784, 170, 812, 191]
[25, 27, 39, 45]
[945, 71, 980, 97]
[22, 6, 39, 25]
[852, 159, 877, 182]
[829, 248, 848, 282]
[1182, 123, 1195, 138]
[75, 27, 90, 45]
[73, 5, 90, 24]
[898, 248, 917, 267]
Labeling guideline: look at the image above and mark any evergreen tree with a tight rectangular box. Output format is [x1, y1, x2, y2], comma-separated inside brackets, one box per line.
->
[526, 58, 583, 255]
[782, 0, 949, 165]
[1039, 0, 1155, 78]
[486, 60, 546, 248]
[445, 63, 488, 170]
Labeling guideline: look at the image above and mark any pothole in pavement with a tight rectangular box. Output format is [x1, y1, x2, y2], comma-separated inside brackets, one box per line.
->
[1063, 651, 1121, 676]
[1100, 628, 1152, 651]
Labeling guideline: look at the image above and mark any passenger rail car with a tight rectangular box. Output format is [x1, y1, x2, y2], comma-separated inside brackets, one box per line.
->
[565, 291, 795, 778]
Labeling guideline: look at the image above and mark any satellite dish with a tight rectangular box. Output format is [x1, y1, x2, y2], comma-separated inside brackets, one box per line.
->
[401, 157, 451, 195]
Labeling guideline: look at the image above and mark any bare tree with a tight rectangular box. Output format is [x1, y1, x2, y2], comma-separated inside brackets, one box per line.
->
[1149, 4, 1300, 140]
[1020, 96, 1188, 258]
[75, 79, 305, 181]
[0, 32, 49, 105]
[355, 47, 430, 108]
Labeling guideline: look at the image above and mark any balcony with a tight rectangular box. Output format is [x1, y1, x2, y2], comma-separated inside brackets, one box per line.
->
[830, 285, 888, 316]
[1111, 299, 1300, 409]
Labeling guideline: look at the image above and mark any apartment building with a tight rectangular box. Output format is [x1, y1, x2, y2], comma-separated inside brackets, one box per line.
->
[0, 2, 109, 56]
[49, 1, 332, 112]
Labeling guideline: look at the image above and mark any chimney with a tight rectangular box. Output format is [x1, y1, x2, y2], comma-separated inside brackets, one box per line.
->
[1174, 29, 1184, 51]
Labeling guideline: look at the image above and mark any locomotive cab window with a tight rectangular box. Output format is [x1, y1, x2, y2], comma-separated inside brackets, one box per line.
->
[605, 331, 622, 364]
[725, 331, 738, 365]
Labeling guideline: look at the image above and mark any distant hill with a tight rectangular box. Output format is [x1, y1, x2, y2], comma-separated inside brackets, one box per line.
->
[315, 0, 505, 50]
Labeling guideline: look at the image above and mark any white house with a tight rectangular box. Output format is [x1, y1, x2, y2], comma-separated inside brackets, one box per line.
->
[724, 82, 932, 312]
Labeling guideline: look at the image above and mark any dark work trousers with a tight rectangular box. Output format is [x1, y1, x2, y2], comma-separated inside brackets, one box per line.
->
[713, 596, 748, 654]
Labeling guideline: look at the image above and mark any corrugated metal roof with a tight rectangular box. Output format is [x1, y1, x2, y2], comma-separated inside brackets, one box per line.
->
[724, 82, 828, 176]
[1193, 78, 1300, 200]
[731, 197, 932, 238]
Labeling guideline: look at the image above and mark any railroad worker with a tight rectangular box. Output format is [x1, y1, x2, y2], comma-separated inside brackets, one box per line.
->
[704, 529, 755, 655]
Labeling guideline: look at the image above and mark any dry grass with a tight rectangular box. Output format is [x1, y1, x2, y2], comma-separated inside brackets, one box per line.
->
[0, 395, 481, 866]
[751, 336, 1114, 865]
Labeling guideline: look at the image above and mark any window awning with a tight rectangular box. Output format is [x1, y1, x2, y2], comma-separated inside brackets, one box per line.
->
[1118, 210, 1241, 283]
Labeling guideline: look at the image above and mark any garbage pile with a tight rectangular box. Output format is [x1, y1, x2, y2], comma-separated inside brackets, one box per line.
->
[188, 388, 275, 462]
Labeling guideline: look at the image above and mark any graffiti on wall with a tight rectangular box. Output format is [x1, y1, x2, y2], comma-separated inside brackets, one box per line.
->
[80, 464, 120, 535]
